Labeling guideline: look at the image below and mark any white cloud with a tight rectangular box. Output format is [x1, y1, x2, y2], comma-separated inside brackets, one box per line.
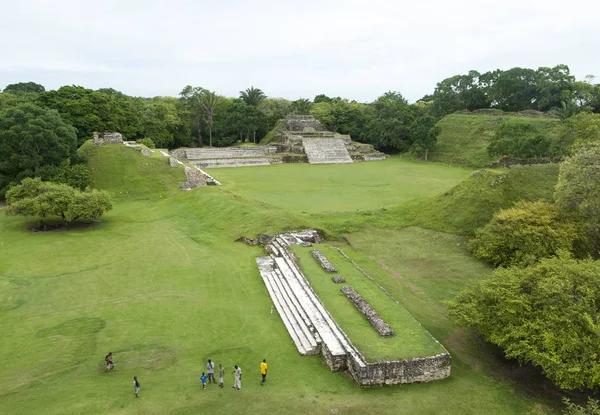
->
[0, 0, 598, 101]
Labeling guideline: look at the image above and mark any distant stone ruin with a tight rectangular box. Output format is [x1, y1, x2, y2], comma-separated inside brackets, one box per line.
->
[93, 132, 123, 146]
[254, 230, 451, 386]
[310, 250, 337, 272]
[170, 115, 387, 168]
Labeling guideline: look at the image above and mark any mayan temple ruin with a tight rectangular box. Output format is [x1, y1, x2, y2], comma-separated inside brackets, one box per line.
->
[170, 115, 387, 168]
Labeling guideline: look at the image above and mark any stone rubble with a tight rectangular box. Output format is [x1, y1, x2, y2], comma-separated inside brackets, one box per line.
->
[331, 276, 346, 283]
[341, 286, 394, 337]
[310, 250, 337, 273]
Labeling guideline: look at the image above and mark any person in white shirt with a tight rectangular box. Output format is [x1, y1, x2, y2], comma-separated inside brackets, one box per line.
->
[206, 359, 215, 384]
[232, 365, 242, 390]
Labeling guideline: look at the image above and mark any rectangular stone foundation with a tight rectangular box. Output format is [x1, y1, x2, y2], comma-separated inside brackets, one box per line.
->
[348, 353, 451, 386]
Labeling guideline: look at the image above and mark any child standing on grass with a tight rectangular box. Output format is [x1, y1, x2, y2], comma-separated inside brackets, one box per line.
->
[218, 364, 224, 389]
[200, 372, 207, 390]
[133, 376, 141, 398]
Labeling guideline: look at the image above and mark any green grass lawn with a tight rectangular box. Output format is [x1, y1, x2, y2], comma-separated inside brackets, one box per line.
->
[0, 144, 562, 414]
[290, 244, 446, 360]
[205, 156, 470, 213]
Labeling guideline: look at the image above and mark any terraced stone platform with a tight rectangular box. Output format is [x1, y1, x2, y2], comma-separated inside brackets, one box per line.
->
[254, 230, 452, 386]
[190, 158, 271, 168]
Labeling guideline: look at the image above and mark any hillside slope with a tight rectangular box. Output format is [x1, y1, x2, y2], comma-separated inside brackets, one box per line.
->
[430, 113, 559, 168]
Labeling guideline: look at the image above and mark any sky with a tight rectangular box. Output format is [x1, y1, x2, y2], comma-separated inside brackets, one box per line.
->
[0, 0, 598, 102]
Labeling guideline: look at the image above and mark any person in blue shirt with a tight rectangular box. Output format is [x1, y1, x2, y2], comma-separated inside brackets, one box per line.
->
[200, 372, 207, 390]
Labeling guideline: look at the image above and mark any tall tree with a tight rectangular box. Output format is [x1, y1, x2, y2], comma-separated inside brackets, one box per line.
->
[239, 86, 266, 107]
[200, 90, 221, 147]
[179, 85, 204, 146]
[291, 98, 313, 115]
[0, 103, 77, 195]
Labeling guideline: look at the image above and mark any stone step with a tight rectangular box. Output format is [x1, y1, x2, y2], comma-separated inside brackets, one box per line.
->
[363, 154, 387, 161]
[272, 243, 366, 368]
[185, 147, 276, 160]
[302, 138, 353, 164]
[256, 257, 311, 355]
[190, 158, 271, 168]
[269, 269, 319, 352]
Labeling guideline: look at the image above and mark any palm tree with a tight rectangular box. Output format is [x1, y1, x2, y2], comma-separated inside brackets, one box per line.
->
[200, 90, 221, 147]
[292, 98, 313, 115]
[239, 86, 266, 107]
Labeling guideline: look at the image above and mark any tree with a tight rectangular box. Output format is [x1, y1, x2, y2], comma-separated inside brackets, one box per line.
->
[488, 120, 552, 158]
[3, 82, 45, 94]
[468, 201, 577, 267]
[5, 178, 112, 226]
[553, 113, 600, 155]
[536, 65, 576, 111]
[0, 103, 77, 195]
[291, 98, 313, 115]
[200, 90, 221, 147]
[239, 86, 266, 107]
[409, 102, 440, 160]
[555, 143, 600, 254]
[449, 253, 600, 390]
[489, 67, 539, 111]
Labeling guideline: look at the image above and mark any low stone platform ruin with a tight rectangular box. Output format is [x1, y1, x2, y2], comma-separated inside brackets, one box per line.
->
[303, 138, 353, 164]
[254, 230, 451, 386]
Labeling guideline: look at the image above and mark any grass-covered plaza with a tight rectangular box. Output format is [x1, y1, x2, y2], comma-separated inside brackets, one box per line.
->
[0, 145, 562, 414]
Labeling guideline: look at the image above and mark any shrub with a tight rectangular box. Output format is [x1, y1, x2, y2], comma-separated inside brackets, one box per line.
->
[137, 138, 156, 148]
[5, 178, 112, 225]
[469, 200, 577, 267]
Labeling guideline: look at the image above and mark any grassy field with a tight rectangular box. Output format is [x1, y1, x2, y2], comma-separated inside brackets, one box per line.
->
[0, 145, 563, 414]
[430, 113, 560, 168]
[205, 156, 470, 213]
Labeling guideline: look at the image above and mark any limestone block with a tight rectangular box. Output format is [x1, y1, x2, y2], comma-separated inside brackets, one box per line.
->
[141, 149, 152, 157]
[310, 250, 337, 273]
[169, 157, 179, 167]
[331, 276, 346, 283]
[341, 286, 393, 337]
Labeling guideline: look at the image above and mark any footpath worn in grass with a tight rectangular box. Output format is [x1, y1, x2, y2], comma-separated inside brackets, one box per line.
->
[430, 113, 559, 168]
[206, 156, 470, 213]
[290, 244, 445, 360]
[0, 144, 562, 414]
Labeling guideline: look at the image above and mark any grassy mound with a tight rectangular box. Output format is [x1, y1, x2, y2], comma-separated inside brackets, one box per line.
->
[430, 113, 559, 168]
[318, 163, 560, 236]
[81, 141, 186, 201]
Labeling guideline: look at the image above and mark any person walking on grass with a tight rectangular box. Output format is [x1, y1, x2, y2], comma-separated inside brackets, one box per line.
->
[133, 376, 141, 398]
[218, 364, 224, 389]
[105, 352, 114, 371]
[206, 359, 215, 384]
[260, 359, 268, 385]
[232, 365, 242, 390]
[200, 372, 207, 390]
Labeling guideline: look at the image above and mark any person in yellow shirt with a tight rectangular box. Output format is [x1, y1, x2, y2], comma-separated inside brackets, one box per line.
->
[260, 359, 268, 385]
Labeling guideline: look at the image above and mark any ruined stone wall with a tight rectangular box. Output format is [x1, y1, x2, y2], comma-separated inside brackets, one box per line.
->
[284, 115, 326, 132]
[93, 132, 123, 146]
[486, 156, 561, 168]
[348, 353, 451, 386]
[341, 286, 394, 337]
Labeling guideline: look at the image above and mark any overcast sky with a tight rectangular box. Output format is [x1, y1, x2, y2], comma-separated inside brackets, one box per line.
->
[1, 0, 598, 102]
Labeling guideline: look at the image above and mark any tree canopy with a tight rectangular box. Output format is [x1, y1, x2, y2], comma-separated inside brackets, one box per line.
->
[468, 201, 577, 267]
[449, 253, 600, 390]
[0, 103, 77, 195]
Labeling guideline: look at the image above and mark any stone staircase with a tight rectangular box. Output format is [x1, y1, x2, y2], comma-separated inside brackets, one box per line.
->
[190, 158, 271, 168]
[302, 138, 353, 164]
[255, 233, 365, 371]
